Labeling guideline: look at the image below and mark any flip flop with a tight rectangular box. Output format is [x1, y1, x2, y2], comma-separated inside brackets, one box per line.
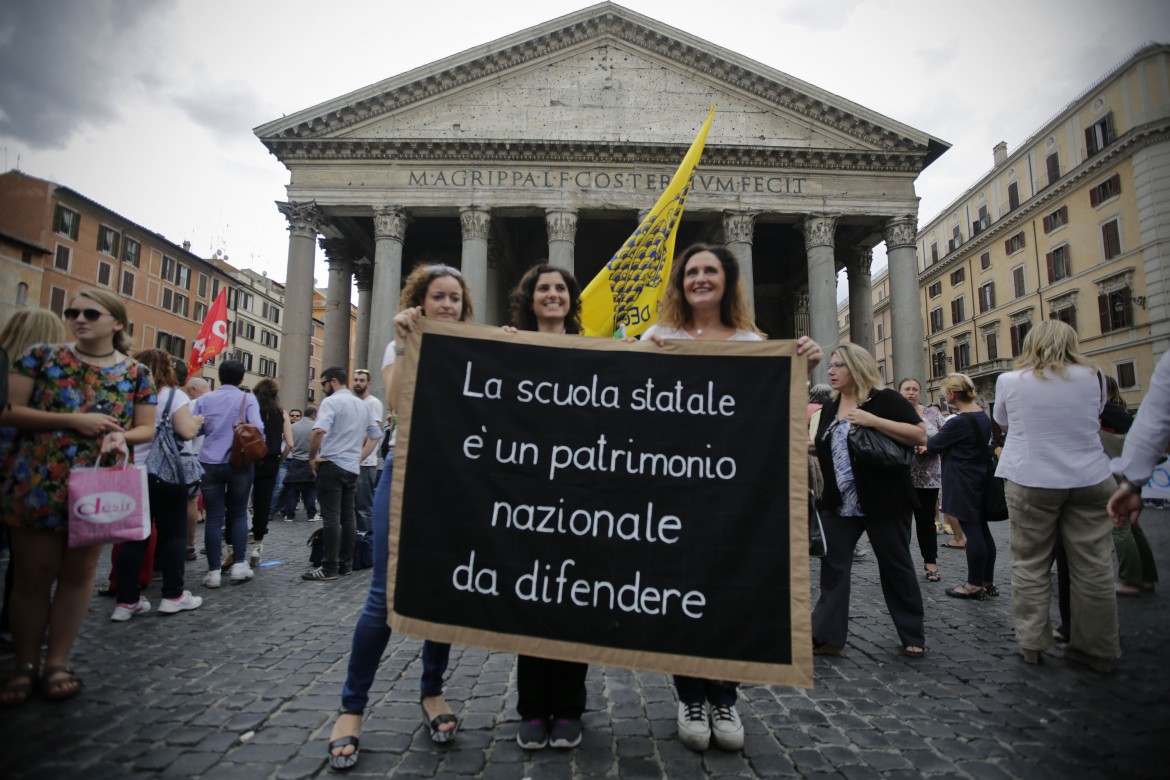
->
[327, 735, 360, 771]
[903, 646, 927, 658]
[421, 698, 458, 744]
[924, 566, 941, 583]
[941, 542, 966, 549]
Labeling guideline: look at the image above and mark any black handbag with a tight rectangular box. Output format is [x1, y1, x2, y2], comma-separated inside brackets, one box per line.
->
[847, 422, 914, 471]
[808, 489, 827, 557]
[963, 414, 1009, 521]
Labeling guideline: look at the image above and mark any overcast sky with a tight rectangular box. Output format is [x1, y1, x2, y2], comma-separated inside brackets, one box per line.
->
[2, 0, 1167, 299]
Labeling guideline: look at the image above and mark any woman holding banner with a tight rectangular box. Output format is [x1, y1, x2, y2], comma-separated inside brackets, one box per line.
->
[325, 264, 472, 770]
[641, 243, 823, 753]
[811, 343, 927, 659]
[503, 262, 591, 751]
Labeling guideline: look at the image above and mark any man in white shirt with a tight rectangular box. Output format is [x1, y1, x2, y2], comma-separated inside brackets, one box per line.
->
[1109, 351, 1170, 527]
[351, 369, 384, 535]
[304, 367, 381, 581]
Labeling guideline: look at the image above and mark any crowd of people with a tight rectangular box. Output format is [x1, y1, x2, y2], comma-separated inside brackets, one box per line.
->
[0, 255, 1165, 771]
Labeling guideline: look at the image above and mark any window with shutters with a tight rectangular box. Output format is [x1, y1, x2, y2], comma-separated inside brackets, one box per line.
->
[54, 244, 71, 271]
[950, 268, 965, 286]
[1013, 266, 1027, 298]
[953, 341, 971, 371]
[176, 264, 191, 290]
[162, 255, 176, 282]
[1046, 245, 1072, 283]
[97, 261, 112, 287]
[930, 307, 944, 334]
[122, 236, 140, 267]
[980, 252, 992, 271]
[1116, 361, 1137, 389]
[241, 322, 256, 340]
[1005, 232, 1026, 255]
[162, 287, 173, 311]
[53, 205, 80, 240]
[1007, 181, 1020, 211]
[951, 296, 966, 325]
[1050, 304, 1078, 331]
[238, 291, 254, 312]
[16, 282, 27, 305]
[929, 281, 942, 298]
[972, 205, 990, 236]
[930, 243, 939, 264]
[49, 286, 67, 316]
[121, 270, 135, 296]
[1085, 112, 1115, 157]
[931, 348, 948, 379]
[1046, 152, 1061, 186]
[1098, 287, 1133, 332]
[1010, 320, 1032, 357]
[978, 282, 996, 313]
[198, 273, 208, 298]
[1043, 205, 1069, 233]
[194, 302, 207, 322]
[1101, 219, 1122, 260]
[238, 351, 254, 372]
[985, 332, 999, 361]
[1089, 174, 1121, 207]
[96, 225, 120, 257]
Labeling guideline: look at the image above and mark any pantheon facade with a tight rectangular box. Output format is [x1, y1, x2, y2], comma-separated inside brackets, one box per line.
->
[256, 2, 947, 409]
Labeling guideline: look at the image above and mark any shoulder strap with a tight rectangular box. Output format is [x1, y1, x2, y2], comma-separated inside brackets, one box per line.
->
[237, 392, 248, 424]
[962, 413, 994, 466]
[158, 387, 177, 423]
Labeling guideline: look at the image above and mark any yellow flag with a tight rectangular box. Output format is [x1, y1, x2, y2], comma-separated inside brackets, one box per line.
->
[580, 106, 716, 338]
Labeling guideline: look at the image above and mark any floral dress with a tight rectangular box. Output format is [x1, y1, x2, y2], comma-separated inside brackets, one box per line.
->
[3, 345, 155, 532]
[910, 406, 944, 489]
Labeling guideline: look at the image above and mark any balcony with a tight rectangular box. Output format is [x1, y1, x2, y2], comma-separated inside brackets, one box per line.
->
[966, 358, 1014, 379]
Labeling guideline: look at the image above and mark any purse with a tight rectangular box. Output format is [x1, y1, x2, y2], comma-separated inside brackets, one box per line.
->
[808, 489, 827, 558]
[229, 393, 268, 467]
[963, 414, 1009, 522]
[145, 388, 204, 487]
[67, 454, 151, 548]
[847, 421, 914, 471]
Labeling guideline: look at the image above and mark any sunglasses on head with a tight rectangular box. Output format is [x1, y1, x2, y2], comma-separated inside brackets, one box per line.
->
[425, 264, 461, 278]
[63, 308, 108, 322]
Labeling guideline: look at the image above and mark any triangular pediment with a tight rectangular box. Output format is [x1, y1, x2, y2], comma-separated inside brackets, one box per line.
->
[256, 2, 947, 169]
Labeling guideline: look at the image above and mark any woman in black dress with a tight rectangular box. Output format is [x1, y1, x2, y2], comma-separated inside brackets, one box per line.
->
[925, 373, 995, 600]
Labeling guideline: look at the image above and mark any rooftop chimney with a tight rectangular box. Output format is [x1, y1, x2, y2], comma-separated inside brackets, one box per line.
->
[993, 141, 1007, 166]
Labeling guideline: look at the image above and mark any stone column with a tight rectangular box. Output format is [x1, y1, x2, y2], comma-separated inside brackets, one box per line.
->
[803, 214, 840, 384]
[723, 211, 758, 316]
[319, 237, 356, 374]
[460, 206, 491, 324]
[885, 216, 924, 384]
[847, 246, 875, 353]
[353, 259, 374, 375]
[276, 201, 322, 412]
[545, 208, 578, 274]
[369, 207, 409, 403]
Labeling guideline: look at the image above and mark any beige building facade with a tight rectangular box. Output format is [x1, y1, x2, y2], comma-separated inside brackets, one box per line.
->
[255, 2, 948, 411]
[915, 44, 1170, 408]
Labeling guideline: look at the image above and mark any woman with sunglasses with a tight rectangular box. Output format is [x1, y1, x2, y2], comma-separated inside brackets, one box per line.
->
[1, 290, 155, 705]
[326, 264, 472, 770]
[501, 262, 591, 751]
[640, 244, 823, 753]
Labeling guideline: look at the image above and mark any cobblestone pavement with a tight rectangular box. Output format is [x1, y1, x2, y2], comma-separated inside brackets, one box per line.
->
[2, 507, 1168, 779]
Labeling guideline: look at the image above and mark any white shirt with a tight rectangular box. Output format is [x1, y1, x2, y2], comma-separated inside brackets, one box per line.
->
[993, 364, 1110, 488]
[381, 340, 400, 449]
[1112, 351, 1170, 484]
[358, 393, 384, 468]
[640, 323, 763, 343]
[135, 387, 191, 464]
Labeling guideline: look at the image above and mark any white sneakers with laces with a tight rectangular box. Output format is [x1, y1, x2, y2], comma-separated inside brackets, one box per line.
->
[709, 703, 744, 750]
[110, 597, 151, 622]
[677, 701, 710, 751]
[158, 591, 203, 614]
[229, 562, 254, 583]
[202, 570, 222, 589]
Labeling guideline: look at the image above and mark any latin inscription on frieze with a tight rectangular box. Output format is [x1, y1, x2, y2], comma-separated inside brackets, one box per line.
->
[406, 169, 809, 195]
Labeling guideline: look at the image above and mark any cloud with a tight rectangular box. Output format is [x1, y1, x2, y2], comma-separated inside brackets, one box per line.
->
[170, 81, 271, 142]
[773, 0, 865, 31]
[0, 0, 176, 148]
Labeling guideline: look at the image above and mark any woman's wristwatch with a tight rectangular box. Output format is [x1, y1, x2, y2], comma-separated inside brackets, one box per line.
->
[1116, 477, 1144, 494]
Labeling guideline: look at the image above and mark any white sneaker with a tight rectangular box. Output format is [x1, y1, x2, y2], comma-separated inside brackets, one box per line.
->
[249, 543, 262, 567]
[710, 704, 744, 751]
[202, 570, 222, 589]
[158, 591, 204, 614]
[229, 562, 254, 583]
[110, 597, 151, 622]
[677, 701, 710, 751]
[309, 514, 321, 523]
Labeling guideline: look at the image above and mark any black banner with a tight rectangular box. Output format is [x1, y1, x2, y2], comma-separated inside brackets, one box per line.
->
[388, 319, 811, 687]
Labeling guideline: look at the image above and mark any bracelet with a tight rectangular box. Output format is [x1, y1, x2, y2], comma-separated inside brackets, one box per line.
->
[394, 345, 405, 356]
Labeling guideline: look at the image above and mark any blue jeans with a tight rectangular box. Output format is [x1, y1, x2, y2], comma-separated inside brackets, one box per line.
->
[281, 480, 317, 519]
[354, 464, 377, 534]
[340, 453, 451, 714]
[269, 459, 289, 514]
[201, 462, 253, 571]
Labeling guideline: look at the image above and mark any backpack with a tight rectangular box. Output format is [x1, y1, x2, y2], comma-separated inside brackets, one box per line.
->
[229, 393, 268, 467]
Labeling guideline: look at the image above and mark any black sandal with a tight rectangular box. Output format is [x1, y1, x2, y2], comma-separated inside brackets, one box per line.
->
[945, 585, 986, 600]
[39, 665, 82, 701]
[421, 696, 458, 744]
[924, 566, 941, 583]
[327, 710, 361, 771]
[983, 583, 1000, 597]
[1, 663, 36, 707]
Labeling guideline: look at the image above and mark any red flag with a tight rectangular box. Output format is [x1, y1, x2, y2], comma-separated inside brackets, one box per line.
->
[188, 289, 229, 375]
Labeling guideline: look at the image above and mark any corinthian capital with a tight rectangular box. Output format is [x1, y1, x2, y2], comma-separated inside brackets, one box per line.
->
[319, 237, 360, 270]
[277, 201, 323, 239]
[722, 211, 758, 244]
[374, 206, 410, 241]
[802, 214, 839, 249]
[353, 259, 374, 292]
[545, 208, 578, 242]
[883, 216, 918, 249]
[460, 206, 491, 241]
[849, 247, 874, 278]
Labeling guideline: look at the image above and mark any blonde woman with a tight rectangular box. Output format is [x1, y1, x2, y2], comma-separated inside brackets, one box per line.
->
[1, 290, 156, 703]
[993, 321, 1117, 671]
[812, 343, 926, 659]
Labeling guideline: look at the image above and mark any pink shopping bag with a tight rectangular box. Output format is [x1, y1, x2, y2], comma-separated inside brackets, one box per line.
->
[67, 458, 151, 548]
